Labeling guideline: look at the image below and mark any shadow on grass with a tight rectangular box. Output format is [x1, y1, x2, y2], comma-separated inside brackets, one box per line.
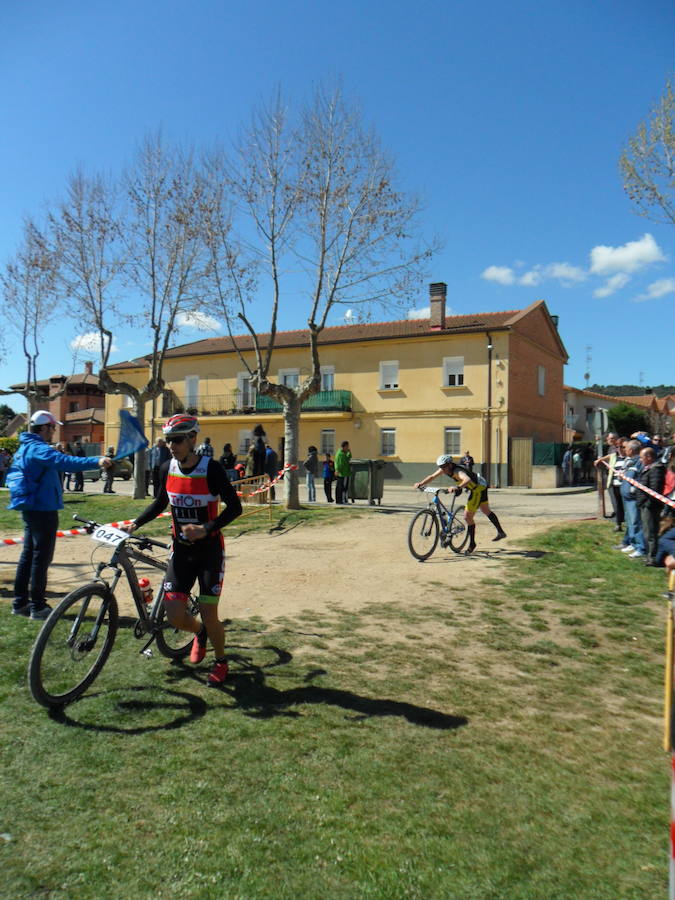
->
[169, 647, 468, 730]
[46, 684, 208, 734]
[223, 670, 468, 730]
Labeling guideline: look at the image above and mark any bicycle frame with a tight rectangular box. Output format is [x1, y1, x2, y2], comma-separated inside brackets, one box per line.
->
[423, 487, 460, 540]
[74, 516, 172, 655]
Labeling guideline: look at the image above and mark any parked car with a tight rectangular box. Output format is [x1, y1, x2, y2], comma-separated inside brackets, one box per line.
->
[82, 458, 134, 482]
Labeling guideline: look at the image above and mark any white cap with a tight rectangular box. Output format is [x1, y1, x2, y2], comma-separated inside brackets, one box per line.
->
[30, 410, 62, 427]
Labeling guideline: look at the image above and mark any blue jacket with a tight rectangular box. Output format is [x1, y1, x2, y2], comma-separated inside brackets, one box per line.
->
[6, 432, 99, 511]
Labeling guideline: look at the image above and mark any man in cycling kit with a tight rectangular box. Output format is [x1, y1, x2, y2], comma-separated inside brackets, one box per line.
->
[414, 455, 506, 554]
[121, 414, 242, 685]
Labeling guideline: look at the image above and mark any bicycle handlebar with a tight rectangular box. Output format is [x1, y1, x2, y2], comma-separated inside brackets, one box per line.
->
[72, 515, 171, 551]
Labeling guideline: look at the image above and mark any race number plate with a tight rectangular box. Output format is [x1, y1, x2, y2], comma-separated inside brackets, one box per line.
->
[91, 525, 129, 547]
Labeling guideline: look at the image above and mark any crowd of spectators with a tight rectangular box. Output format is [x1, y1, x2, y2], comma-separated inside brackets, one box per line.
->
[595, 431, 675, 583]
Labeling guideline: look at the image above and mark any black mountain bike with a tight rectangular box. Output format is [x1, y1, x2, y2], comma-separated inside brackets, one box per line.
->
[407, 487, 469, 561]
[28, 515, 198, 709]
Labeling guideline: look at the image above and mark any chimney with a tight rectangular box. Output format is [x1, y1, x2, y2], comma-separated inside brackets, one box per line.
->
[84, 361, 93, 376]
[429, 282, 446, 330]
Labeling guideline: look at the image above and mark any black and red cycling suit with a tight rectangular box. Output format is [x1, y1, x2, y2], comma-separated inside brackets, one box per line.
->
[133, 456, 242, 603]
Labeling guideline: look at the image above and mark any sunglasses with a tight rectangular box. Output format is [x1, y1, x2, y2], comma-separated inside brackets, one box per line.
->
[167, 435, 187, 445]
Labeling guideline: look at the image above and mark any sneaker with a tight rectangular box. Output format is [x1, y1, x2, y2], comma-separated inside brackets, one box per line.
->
[30, 604, 53, 620]
[492, 531, 507, 542]
[11, 603, 30, 617]
[620, 545, 635, 553]
[628, 550, 645, 559]
[465, 544, 477, 556]
[190, 629, 207, 664]
[207, 660, 229, 686]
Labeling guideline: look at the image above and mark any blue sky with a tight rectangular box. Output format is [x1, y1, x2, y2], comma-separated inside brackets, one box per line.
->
[1, 0, 674, 410]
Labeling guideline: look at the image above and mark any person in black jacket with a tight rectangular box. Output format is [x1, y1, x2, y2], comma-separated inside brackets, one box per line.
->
[636, 447, 666, 566]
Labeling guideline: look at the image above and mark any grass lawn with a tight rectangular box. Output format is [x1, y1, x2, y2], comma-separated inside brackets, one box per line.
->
[0, 489, 355, 540]
[0, 518, 669, 898]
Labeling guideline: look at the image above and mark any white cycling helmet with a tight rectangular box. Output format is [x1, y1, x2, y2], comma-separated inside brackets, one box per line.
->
[30, 409, 62, 427]
[436, 454, 454, 467]
[162, 414, 200, 437]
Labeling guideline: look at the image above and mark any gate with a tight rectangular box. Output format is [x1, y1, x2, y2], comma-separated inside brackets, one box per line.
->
[510, 437, 533, 487]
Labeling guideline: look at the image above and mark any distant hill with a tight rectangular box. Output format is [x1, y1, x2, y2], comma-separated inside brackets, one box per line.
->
[589, 384, 675, 398]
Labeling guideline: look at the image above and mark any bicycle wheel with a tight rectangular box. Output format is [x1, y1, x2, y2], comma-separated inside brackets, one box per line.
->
[28, 584, 118, 708]
[447, 505, 470, 553]
[408, 509, 440, 561]
[154, 593, 198, 660]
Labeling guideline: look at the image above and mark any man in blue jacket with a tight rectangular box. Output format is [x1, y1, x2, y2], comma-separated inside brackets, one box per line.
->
[7, 410, 111, 619]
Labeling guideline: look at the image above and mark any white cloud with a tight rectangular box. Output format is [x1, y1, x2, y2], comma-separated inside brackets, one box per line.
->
[70, 332, 118, 355]
[175, 311, 222, 332]
[632, 277, 675, 303]
[408, 306, 430, 319]
[481, 265, 516, 285]
[593, 273, 630, 298]
[518, 269, 542, 287]
[544, 262, 586, 283]
[590, 233, 665, 276]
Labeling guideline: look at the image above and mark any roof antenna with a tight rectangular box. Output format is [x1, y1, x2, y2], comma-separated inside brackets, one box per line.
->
[583, 346, 591, 388]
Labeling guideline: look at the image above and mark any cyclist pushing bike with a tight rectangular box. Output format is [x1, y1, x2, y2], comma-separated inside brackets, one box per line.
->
[120, 414, 242, 685]
[414, 455, 506, 554]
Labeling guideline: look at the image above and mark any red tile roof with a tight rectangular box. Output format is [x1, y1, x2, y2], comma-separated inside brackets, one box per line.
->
[109, 307, 533, 368]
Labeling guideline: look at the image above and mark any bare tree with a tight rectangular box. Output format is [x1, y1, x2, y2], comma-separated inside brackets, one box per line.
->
[52, 168, 123, 370]
[53, 136, 212, 497]
[206, 87, 435, 508]
[620, 78, 675, 225]
[1, 218, 63, 411]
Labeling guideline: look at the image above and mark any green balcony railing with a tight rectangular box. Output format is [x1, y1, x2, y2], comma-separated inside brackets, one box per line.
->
[161, 389, 352, 417]
[255, 390, 352, 412]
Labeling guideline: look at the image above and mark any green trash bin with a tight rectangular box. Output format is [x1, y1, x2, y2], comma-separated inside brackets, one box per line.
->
[348, 459, 386, 505]
[370, 459, 386, 505]
[348, 459, 371, 503]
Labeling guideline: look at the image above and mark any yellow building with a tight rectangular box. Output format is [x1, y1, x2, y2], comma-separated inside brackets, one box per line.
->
[105, 283, 567, 486]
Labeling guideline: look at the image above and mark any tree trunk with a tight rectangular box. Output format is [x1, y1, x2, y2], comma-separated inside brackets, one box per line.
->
[133, 398, 147, 500]
[282, 395, 302, 509]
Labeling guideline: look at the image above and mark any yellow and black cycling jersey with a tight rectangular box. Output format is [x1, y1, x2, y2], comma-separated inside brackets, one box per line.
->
[448, 464, 489, 512]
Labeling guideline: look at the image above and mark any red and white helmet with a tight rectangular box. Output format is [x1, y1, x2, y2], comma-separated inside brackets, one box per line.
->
[30, 410, 62, 427]
[162, 414, 200, 437]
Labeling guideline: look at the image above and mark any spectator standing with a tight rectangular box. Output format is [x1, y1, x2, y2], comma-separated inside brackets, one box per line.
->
[323, 452, 335, 502]
[304, 445, 319, 502]
[572, 447, 582, 486]
[636, 447, 666, 566]
[0, 447, 10, 487]
[562, 445, 573, 486]
[244, 444, 256, 478]
[334, 440, 352, 505]
[72, 441, 86, 492]
[149, 438, 171, 498]
[197, 436, 214, 458]
[219, 443, 236, 471]
[103, 446, 116, 493]
[252, 424, 266, 476]
[8, 411, 110, 619]
[460, 450, 474, 469]
[264, 443, 278, 501]
[617, 439, 646, 559]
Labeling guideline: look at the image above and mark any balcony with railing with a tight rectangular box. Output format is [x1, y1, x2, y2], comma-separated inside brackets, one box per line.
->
[161, 389, 352, 417]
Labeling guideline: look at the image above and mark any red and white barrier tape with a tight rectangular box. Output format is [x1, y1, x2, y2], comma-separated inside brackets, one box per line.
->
[236, 463, 299, 498]
[1, 511, 173, 547]
[1, 465, 303, 545]
[600, 460, 675, 510]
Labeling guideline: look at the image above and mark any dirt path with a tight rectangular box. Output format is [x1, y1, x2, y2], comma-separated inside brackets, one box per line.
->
[0, 496, 595, 619]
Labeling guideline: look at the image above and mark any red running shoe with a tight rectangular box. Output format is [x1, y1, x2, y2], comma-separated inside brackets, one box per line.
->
[190, 632, 207, 664]
[208, 660, 229, 686]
